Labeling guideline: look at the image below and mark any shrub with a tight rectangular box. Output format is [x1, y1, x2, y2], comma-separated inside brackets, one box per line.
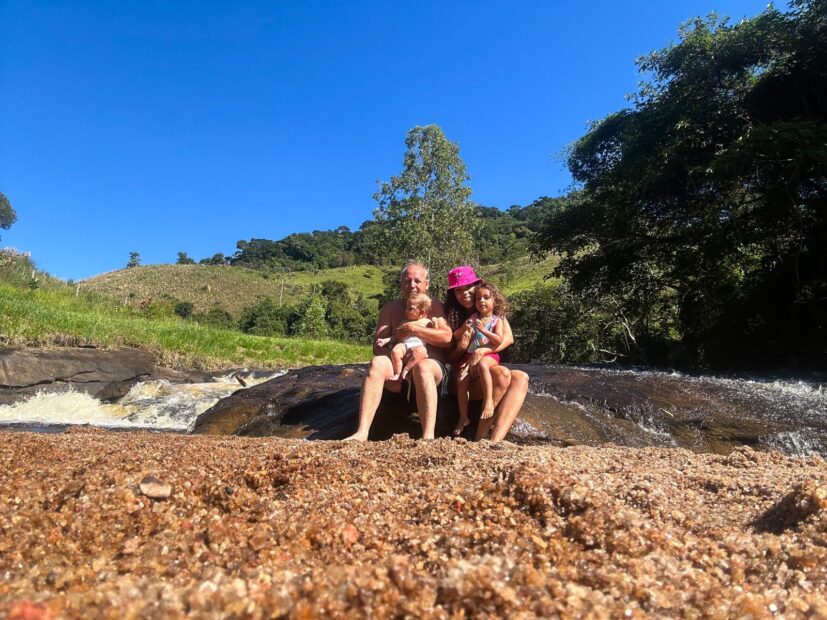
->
[296, 296, 328, 338]
[238, 298, 293, 336]
[194, 307, 236, 331]
[174, 301, 194, 319]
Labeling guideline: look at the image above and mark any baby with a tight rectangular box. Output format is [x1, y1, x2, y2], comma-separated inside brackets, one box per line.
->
[376, 292, 432, 383]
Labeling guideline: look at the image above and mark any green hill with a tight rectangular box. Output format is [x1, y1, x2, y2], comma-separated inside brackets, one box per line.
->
[81, 258, 560, 316]
[81, 264, 388, 316]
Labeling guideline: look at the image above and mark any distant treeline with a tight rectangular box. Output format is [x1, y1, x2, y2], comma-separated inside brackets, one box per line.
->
[191, 199, 554, 272]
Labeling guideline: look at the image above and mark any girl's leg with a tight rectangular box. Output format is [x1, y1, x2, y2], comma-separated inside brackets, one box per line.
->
[478, 357, 499, 420]
[475, 365, 511, 441]
[454, 374, 471, 436]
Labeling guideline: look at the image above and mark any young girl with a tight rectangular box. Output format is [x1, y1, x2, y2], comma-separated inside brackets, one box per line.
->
[375, 292, 432, 384]
[454, 281, 508, 435]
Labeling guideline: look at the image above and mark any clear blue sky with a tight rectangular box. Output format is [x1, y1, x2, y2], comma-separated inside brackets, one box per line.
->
[1, 0, 769, 280]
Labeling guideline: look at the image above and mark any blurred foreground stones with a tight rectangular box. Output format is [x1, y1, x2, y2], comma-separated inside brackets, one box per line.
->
[1, 429, 826, 618]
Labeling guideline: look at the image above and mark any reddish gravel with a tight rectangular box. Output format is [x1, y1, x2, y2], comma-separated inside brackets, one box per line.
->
[1, 428, 826, 618]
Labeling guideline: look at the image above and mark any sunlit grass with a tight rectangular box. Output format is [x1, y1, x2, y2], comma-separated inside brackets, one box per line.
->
[0, 283, 371, 370]
[487, 255, 560, 296]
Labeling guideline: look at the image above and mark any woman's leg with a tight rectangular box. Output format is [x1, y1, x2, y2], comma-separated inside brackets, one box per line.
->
[489, 370, 529, 442]
[454, 374, 471, 435]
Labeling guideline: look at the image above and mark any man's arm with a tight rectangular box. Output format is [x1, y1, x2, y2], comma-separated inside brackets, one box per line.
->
[373, 303, 396, 356]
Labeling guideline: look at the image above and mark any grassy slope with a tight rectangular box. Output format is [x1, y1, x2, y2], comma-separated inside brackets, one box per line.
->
[80, 257, 559, 315]
[0, 283, 370, 370]
[486, 255, 560, 294]
[82, 264, 388, 315]
[0, 254, 557, 371]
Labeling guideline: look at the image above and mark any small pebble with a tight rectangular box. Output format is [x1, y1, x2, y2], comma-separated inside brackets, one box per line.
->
[139, 475, 172, 500]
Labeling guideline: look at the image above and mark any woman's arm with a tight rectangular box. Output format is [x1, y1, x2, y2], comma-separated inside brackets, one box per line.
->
[493, 317, 514, 352]
[447, 322, 474, 363]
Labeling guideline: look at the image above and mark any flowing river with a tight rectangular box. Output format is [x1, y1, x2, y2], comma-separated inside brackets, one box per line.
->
[0, 371, 284, 433]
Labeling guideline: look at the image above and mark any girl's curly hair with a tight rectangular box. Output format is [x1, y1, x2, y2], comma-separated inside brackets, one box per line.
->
[476, 280, 509, 318]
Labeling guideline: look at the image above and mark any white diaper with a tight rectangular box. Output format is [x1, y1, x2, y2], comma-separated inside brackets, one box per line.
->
[403, 336, 425, 350]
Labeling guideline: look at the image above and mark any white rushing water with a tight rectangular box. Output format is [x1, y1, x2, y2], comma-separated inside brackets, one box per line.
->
[0, 371, 285, 432]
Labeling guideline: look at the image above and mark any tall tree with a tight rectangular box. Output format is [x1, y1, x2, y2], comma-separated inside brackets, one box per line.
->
[373, 124, 480, 292]
[534, 1, 827, 368]
[0, 192, 17, 241]
[126, 252, 141, 269]
[176, 251, 196, 265]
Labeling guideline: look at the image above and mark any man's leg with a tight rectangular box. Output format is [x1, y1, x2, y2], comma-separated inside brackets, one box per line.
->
[410, 359, 444, 440]
[489, 370, 529, 442]
[345, 355, 394, 441]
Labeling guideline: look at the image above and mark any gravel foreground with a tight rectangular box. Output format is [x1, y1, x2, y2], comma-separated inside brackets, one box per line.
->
[1, 429, 826, 619]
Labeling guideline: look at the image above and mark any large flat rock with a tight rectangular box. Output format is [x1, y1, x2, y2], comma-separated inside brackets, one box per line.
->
[192, 363, 827, 454]
[192, 364, 519, 441]
[0, 347, 156, 405]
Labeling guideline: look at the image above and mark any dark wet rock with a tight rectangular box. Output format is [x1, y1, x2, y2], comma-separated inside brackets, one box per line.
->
[511, 363, 822, 453]
[193, 363, 827, 455]
[192, 364, 511, 441]
[187, 365, 493, 442]
[0, 347, 212, 406]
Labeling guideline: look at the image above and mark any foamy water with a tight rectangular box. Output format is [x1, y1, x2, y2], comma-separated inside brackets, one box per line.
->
[0, 371, 284, 432]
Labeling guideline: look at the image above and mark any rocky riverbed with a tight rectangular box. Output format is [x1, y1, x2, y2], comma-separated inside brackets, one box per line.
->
[2, 429, 826, 618]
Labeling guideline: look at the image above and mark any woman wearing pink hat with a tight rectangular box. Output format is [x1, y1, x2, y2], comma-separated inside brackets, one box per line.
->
[444, 265, 529, 441]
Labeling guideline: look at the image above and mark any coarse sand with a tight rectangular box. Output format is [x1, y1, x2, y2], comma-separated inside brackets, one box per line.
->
[1, 429, 826, 618]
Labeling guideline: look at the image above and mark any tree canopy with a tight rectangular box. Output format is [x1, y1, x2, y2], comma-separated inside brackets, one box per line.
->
[534, 0, 827, 368]
[372, 124, 480, 291]
[0, 192, 17, 241]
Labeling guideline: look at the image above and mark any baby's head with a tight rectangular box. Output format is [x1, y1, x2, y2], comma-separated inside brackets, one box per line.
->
[405, 293, 432, 320]
[475, 281, 509, 318]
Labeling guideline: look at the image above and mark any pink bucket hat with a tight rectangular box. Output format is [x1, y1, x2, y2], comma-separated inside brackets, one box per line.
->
[447, 265, 482, 290]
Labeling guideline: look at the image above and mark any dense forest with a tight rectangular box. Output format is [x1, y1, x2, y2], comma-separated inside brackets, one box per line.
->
[533, 0, 826, 369]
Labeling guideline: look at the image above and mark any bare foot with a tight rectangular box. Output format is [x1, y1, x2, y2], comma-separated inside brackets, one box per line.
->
[343, 432, 368, 441]
[453, 417, 469, 436]
[481, 401, 495, 420]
